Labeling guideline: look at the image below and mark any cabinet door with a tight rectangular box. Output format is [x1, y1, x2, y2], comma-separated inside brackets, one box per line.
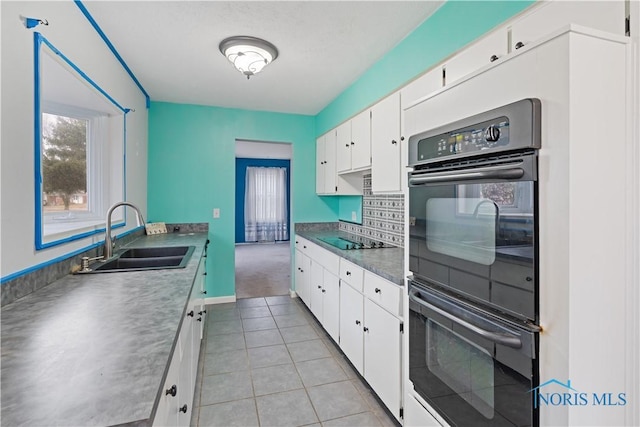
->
[178, 319, 194, 425]
[371, 92, 401, 193]
[324, 130, 337, 194]
[322, 271, 340, 343]
[336, 121, 352, 173]
[445, 29, 507, 84]
[400, 67, 442, 111]
[350, 109, 371, 170]
[153, 351, 180, 427]
[295, 250, 311, 307]
[363, 299, 401, 420]
[310, 261, 324, 321]
[510, 1, 625, 51]
[339, 283, 364, 374]
[316, 135, 326, 194]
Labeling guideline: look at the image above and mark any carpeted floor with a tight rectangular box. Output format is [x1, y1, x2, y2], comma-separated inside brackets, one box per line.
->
[235, 242, 291, 298]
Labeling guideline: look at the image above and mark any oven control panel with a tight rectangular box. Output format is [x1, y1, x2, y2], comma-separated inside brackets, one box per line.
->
[418, 117, 510, 161]
[408, 98, 541, 167]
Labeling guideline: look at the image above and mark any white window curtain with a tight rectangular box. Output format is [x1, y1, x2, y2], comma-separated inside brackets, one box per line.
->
[244, 167, 288, 242]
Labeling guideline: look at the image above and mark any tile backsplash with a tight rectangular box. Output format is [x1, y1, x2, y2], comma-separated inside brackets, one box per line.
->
[339, 174, 404, 248]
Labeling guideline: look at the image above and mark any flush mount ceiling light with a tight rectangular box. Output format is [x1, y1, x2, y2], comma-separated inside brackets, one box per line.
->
[219, 36, 278, 79]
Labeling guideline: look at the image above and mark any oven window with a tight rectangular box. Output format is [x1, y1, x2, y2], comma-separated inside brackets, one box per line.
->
[426, 197, 497, 265]
[427, 320, 494, 419]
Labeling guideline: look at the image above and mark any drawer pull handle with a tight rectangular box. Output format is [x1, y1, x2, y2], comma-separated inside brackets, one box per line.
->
[355, 320, 361, 325]
[165, 385, 177, 397]
[374, 288, 381, 294]
[515, 41, 525, 50]
[197, 317, 202, 322]
[346, 271, 351, 276]
[179, 404, 188, 413]
[490, 54, 499, 62]
[363, 327, 369, 332]
[187, 311, 194, 317]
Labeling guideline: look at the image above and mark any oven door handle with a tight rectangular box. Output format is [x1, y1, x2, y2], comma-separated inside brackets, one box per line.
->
[409, 288, 523, 349]
[409, 164, 525, 186]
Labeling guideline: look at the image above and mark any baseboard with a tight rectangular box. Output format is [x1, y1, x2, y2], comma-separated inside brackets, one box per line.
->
[205, 295, 236, 305]
[289, 289, 297, 298]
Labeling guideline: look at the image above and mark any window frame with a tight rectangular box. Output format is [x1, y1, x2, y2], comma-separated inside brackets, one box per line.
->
[34, 32, 129, 250]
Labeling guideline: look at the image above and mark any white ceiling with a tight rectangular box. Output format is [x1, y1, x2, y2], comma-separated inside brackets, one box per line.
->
[82, 1, 443, 115]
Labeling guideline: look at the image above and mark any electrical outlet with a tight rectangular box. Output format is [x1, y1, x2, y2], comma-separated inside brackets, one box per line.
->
[213, 208, 220, 219]
[351, 211, 357, 221]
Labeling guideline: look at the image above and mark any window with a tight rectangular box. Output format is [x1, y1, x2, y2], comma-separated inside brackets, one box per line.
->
[35, 33, 127, 249]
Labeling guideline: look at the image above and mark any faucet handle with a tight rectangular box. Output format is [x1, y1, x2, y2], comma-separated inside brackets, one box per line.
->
[81, 256, 105, 271]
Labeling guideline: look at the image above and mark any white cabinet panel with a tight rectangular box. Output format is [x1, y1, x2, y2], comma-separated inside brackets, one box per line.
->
[339, 282, 364, 374]
[322, 271, 340, 343]
[445, 29, 507, 84]
[364, 271, 402, 317]
[363, 298, 401, 420]
[310, 261, 324, 320]
[339, 259, 364, 292]
[351, 109, 371, 170]
[401, 67, 442, 110]
[324, 130, 337, 193]
[295, 249, 311, 307]
[404, 394, 443, 427]
[510, 1, 625, 51]
[371, 92, 401, 193]
[315, 135, 325, 194]
[336, 121, 352, 173]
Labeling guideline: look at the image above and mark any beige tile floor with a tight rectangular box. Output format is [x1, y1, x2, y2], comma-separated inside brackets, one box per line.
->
[189, 296, 399, 427]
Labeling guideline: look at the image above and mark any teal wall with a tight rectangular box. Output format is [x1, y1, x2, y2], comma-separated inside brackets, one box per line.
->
[148, 102, 338, 297]
[338, 196, 363, 224]
[316, 1, 534, 135]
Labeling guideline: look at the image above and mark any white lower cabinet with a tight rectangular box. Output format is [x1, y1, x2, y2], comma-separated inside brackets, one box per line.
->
[294, 236, 403, 422]
[339, 282, 364, 373]
[363, 298, 401, 419]
[153, 253, 205, 427]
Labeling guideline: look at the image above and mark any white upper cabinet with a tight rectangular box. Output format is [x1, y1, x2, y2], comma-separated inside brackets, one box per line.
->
[509, 1, 626, 51]
[316, 131, 337, 195]
[336, 110, 371, 173]
[401, 67, 442, 111]
[371, 92, 402, 193]
[350, 109, 371, 170]
[336, 121, 352, 173]
[445, 29, 508, 84]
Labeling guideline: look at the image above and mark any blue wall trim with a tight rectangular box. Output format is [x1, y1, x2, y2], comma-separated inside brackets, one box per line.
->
[235, 158, 291, 244]
[74, 1, 151, 108]
[1, 225, 142, 285]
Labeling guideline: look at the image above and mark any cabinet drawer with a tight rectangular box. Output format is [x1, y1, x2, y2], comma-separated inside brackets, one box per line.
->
[308, 243, 340, 275]
[294, 236, 312, 255]
[364, 271, 402, 317]
[340, 259, 364, 292]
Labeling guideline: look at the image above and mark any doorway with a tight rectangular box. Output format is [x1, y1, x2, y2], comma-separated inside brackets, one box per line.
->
[235, 140, 292, 299]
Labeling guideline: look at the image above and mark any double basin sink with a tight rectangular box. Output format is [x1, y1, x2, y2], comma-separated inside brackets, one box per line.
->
[79, 246, 195, 274]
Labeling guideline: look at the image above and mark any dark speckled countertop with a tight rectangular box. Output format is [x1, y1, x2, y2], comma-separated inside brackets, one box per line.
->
[0, 232, 208, 427]
[295, 226, 404, 286]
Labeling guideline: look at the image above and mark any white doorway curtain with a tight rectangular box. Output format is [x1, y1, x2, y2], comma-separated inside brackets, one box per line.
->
[244, 166, 289, 242]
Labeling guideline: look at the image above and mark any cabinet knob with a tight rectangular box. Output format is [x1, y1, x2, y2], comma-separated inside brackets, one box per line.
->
[322, 289, 326, 293]
[317, 285, 322, 289]
[490, 54, 499, 62]
[515, 41, 525, 50]
[400, 136, 405, 141]
[345, 144, 350, 148]
[355, 320, 361, 325]
[303, 245, 307, 249]
[165, 385, 177, 397]
[526, 276, 533, 282]
[300, 269, 304, 273]
[187, 311, 194, 317]
[346, 271, 351, 276]
[363, 327, 369, 332]
[179, 404, 188, 413]
[350, 141, 355, 145]
[202, 290, 207, 295]
[197, 317, 202, 322]
[391, 140, 397, 145]
[199, 310, 206, 315]
[374, 288, 381, 294]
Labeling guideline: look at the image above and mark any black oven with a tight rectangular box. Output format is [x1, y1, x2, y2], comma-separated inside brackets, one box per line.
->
[409, 283, 538, 427]
[407, 99, 541, 426]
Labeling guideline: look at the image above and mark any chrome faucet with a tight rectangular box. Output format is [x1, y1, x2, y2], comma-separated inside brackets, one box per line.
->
[104, 201, 145, 260]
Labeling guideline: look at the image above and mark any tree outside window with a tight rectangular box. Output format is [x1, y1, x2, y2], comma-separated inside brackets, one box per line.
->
[42, 114, 88, 213]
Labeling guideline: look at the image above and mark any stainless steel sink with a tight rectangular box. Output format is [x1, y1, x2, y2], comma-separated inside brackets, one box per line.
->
[78, 246, 195, 274]
[119, 246, 192, 259]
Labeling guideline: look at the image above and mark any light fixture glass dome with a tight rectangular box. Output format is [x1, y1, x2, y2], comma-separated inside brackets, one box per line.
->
[219, 36, 278, 79]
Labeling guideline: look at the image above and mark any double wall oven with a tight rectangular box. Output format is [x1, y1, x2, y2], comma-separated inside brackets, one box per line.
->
[407, 99, 541, 426]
